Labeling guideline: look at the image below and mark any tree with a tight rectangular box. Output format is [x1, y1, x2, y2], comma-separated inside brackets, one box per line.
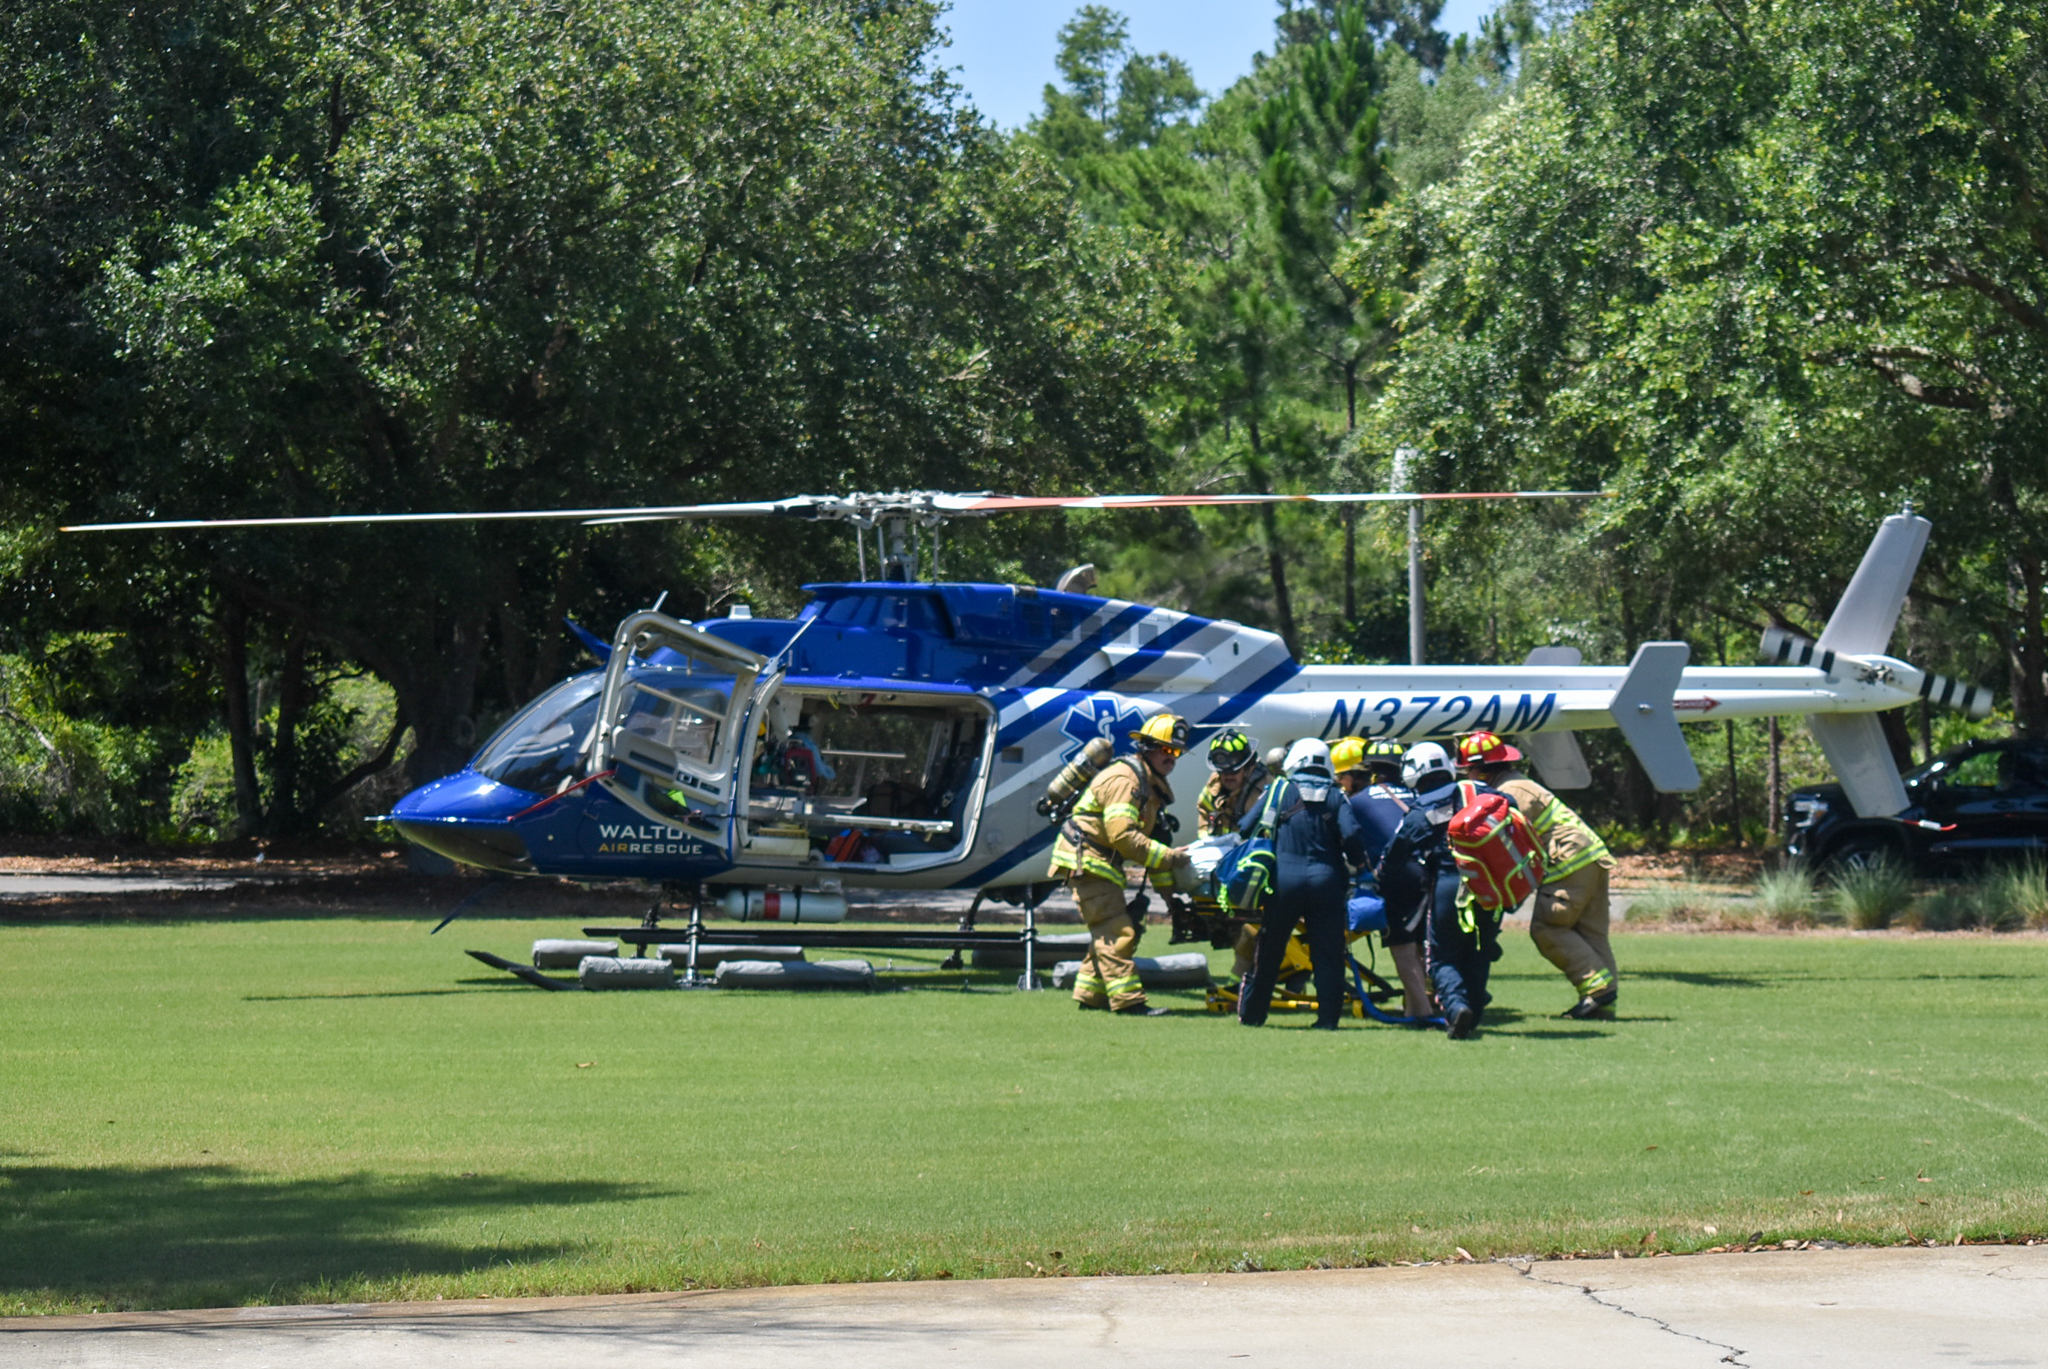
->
[1367, 0, 2048, 749]
[1, 0, 1183, 830]
[1031, 5, 1203, 163]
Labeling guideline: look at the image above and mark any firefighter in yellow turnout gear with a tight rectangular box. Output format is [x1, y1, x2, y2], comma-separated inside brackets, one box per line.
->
[1049, 713, 1192, 1015]
[1196, 732, 1270, 980]
[1457, 731, 1619, 1018]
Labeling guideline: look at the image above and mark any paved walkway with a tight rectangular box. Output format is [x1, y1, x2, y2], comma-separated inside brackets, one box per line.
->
[6, 1245, 2043, 1367]
[0, 873, 262, 898]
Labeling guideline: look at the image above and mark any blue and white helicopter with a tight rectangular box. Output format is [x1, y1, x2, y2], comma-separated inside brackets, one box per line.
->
[70, 491, 1987, 977]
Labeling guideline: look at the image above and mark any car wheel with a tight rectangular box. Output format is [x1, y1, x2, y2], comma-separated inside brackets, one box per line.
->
[1827, 830, 1905, 873]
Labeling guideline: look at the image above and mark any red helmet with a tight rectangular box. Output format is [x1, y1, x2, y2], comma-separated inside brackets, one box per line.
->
[1457, 731, 1523, 767]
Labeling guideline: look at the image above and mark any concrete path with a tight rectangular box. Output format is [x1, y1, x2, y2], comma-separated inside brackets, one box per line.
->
[6, 1246, 2043, 1368]
[0, 873, 261, 898]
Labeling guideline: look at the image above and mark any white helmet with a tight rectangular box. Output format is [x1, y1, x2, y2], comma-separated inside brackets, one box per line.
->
[1402, 742, 1455, 795]
[1283, 738, 1335, 801]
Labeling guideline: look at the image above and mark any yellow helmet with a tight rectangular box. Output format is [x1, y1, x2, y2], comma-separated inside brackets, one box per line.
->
[1130, 712, 1190, 755]
[1329, 736, 1367, 776]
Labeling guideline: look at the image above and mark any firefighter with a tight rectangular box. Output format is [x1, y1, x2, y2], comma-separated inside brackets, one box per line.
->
[1197, 731, 1270, 981]
[1456, 730, 1619, 1018]
[1330, 737, 1371, 797]
[1198, 731, 1270, 834]
[1049, 713, 1193, 1016]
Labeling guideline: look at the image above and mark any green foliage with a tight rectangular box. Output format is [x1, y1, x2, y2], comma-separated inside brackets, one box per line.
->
[1754, 867, 1816, 929]
[1367, 0, 2048, 738]
[1916, 861, 2048, 933]
[1830, 859, 1914, 931]
[0, 647, 173, 836]
[2, 0, 1182, 828]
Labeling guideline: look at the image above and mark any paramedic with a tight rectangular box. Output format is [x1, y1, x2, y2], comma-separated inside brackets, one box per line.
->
[1049, 713, 1193, 1016]
[1377, 742, 1509, 1039]
[1342, 739, 1433, 1022]
[1237, 739, 1367, 1031]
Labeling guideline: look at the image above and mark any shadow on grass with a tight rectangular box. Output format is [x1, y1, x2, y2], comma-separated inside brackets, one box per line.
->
[243, 988, 509, 1001]
[1625, 969, 1774, 989]
[0, 1164, 653, 1307]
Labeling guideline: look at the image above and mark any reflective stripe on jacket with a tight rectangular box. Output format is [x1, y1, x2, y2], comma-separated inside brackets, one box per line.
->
[1050, 756, 1176, 886]
[1497, 774, 1613, 882]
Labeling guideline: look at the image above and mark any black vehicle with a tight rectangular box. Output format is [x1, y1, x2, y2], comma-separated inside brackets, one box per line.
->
[1785, 738, 2048, 871]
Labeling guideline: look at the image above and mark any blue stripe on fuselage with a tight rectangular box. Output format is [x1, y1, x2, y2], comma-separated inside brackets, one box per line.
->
[1070, 613, 1209, 692]
[1195, 658, 1301, 726]
[1025, 604, 1154, 687]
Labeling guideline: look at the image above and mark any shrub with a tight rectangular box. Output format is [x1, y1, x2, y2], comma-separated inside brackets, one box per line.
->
[1829, 858, 1912, 930]
[1977, 860, 2048, 932]
[1904, 888, 1971, 932]
[1754, 867, 1816, 928]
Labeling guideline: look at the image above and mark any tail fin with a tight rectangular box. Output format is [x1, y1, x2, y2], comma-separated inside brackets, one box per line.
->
[1519, 647, 1592, 788]
[1816, 511, 1931, 654]
[1807, 713, 1910, 819]
[1608, 642, 1702, 793]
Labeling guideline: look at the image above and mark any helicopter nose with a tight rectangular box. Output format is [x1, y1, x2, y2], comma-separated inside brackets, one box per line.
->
[390, 768, 535, 874]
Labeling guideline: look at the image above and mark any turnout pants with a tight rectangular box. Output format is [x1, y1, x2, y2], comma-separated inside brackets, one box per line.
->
[1071, 874, 1146, 1011]
[1426, 873, 1502, 1021]
[1530, 864, 1617, 997]
[1240, 871, 1348, 1028]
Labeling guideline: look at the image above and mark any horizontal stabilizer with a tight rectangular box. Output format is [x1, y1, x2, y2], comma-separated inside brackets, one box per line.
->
[1610, 642, 1701, 793]
[1805, 713, 1911, 818]
[1761, 624, 1993, 720]
[1818, 512, 1930, 655]
[1520, 647, 1593, 788]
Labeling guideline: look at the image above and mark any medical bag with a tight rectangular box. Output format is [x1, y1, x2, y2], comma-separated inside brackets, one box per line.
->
[1447, 786, 1547, 911]
[1216, 779, 1287, 919]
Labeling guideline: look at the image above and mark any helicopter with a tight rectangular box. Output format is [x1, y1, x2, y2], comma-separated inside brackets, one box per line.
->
[68, 492, 1987, 981]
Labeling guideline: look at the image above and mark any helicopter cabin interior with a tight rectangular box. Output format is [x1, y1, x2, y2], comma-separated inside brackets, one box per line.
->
[738, 683, 992, 871]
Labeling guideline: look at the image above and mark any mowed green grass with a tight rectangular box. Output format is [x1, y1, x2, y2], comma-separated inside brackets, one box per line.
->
[3, 917, 2046, 1314]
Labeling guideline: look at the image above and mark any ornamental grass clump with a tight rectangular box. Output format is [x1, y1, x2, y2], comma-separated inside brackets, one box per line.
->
[1978, 860, 2048, 932]
[1754, 866, 1817, 928]
[1830, 858, 1913, 930]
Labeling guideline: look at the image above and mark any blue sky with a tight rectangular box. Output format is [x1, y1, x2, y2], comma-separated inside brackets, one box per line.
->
[940, 0, 1497, 128]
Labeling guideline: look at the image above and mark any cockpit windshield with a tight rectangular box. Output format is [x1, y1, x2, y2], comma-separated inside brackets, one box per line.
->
[472, 673, 604, 794]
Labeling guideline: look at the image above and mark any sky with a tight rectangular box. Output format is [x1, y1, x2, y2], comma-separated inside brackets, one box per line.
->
[939, 0, 1497, 128]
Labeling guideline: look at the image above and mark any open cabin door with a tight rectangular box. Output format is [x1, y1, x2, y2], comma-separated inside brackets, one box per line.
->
[590, 611, 781, 857]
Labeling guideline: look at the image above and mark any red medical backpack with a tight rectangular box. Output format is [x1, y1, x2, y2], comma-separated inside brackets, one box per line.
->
[1447, 783, 1548, 911]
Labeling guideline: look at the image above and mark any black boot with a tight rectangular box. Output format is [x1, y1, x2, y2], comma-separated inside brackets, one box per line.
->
[1445, 1003, 1478, 1039]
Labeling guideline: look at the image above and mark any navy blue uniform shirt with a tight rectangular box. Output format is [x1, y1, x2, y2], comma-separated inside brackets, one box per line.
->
[1240, 775, 1369, 881]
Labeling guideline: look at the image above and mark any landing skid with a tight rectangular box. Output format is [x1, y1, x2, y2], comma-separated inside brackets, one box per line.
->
[465, 948, 576, 991]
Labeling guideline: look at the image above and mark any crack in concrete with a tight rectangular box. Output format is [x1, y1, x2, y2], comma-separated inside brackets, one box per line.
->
[1512, 1260, 1751, 1365]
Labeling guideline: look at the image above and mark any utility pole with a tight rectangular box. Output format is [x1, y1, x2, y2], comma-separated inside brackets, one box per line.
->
[1393, 446, 1425, 664]
[1408, 501, 1425, 666]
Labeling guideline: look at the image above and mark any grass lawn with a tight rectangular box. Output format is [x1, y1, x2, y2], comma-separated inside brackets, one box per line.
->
[3, 914, 2046, 1314]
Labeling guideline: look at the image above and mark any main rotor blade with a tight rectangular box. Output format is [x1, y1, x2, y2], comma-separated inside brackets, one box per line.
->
[942, 490, 1613, 514]
[62, 488, 1612, 533]
[585, 489, 1615, 525]
[61, 497, 825, 533]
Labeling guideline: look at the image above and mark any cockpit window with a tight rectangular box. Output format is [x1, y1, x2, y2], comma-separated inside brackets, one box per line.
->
[472, 673, 604, 794]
